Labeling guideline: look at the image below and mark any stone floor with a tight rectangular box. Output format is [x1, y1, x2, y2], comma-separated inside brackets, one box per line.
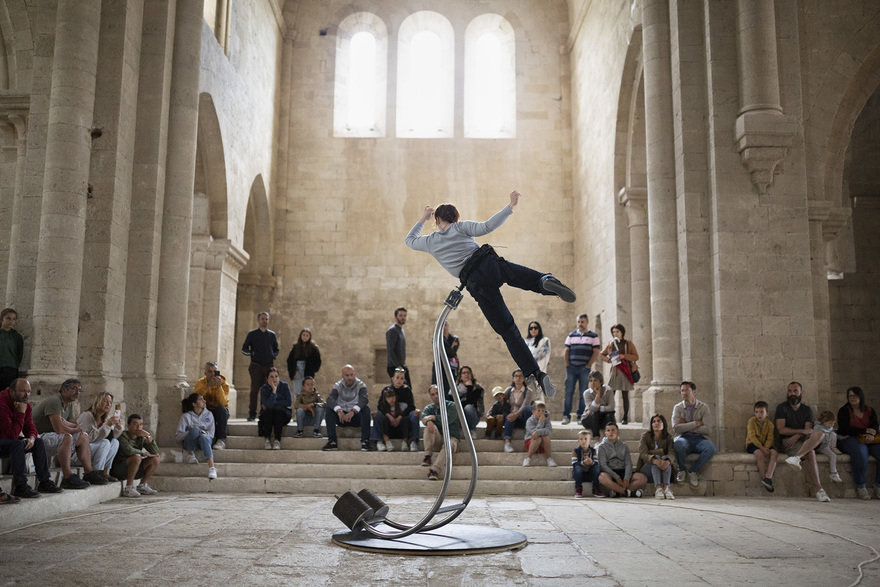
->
[0, 493, 878, 586]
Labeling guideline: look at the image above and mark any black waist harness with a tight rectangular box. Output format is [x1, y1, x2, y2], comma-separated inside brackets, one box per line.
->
[458, 244, 498, 286]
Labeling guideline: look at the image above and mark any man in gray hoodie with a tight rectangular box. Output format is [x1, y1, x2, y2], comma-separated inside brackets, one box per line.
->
[596, 421, 647, 497]
[322, 364, 372, 451]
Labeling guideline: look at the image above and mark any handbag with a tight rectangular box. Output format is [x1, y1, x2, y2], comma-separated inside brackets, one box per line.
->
[625, 341, 640, 383]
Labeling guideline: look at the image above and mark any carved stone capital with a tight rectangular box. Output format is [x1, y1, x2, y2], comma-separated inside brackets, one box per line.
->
[618, 186, 648, 227]
[734, 110, 796, 195]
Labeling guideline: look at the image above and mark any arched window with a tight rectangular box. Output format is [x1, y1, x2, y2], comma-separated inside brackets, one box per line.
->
[396, 11, 454, 138]
[464, 14, 516, 138]
[333, 12, 388, 137]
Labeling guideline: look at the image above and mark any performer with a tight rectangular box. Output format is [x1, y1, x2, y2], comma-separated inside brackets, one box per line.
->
[405, 190, 575, 398]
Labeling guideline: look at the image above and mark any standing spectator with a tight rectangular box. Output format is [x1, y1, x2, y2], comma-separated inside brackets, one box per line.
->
[194, 361, 229, 449]
[484, 386, 508, 439]
[259, 367, 292, 450]
[111, 414, 161, 497]
[562, 314, 600, 425]
[523, 400, 556, 467]
[421, 385, 464, 481]
[745, 401, 778, 493]
[286, 328, 322, 401]
[175, 392, 218, 479]
[32, 378, 103, 489]
[525, 321, 551, 400]
[0, 378, 63, 498]
[376, 386, 410, 451]
[597, 421, 647, 497]
[571, 430, 600, 498]
[599, 324, 639, 425]
[323, 364, 371, 452]
[637, 413, 676, 499]
[775, 381, 830, 502]
[293, 376, 324, 438]
[241, 311, 279, 421]
[432, 321, 460, 393]
[76, 391, 122, 482]
[0, 308, 24, 392]
[835, 386, 880, 500]
[503, 369, 534, 454]
[455, 365, 484, 432]
[580, 371, 615, 437]
[672, 381, 717, 488]
[386, 307, 411, 387]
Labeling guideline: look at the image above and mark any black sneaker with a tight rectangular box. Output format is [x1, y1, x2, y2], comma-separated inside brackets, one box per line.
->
[12, 484, 40, 499]
[761, 477, 775, 493]
[313, 430, 323, 438]
[83, 471, 108, 485]
[540, 275, 576, 302]
[37, 480, 63, 493]
[322, 440, 338, 451]
[293, 430, 304, 438]
[61, 474, 90, 490]
[361, 440, 376, 452]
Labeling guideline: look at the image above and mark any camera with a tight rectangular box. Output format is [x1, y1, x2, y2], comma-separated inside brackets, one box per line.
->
[214, 370, 220, 377]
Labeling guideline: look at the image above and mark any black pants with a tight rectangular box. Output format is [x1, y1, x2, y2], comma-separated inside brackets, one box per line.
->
[208, 405, 229, 442]
[581, 410, 615, 437]
[259, 407, 291, 440]
[0, 437, 51, 489]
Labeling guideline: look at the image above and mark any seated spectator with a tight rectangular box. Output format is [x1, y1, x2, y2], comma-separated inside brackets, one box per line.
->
[76, 391, 122, 483]
[836, 386, 880, 500]
[580, 371, 615, 437]
[421, 385, 464, 481]
[0, 378, 63, 498]
[571, 429, 600, 498]
[523, 400, 556, 467]
[503, 369, 534, 454]
[815, 410, 842, 483]
[456, 365, 484, 432]
[323, 364, 372, 452]
[746, 401, 778, 493]
[111, 414, 160, 497]
[672, 381, 717, 488]
[194, 361, 229, 450]
[637, 413, 675, 499]
[175, 393, 218, 480]
[293, 376, 324, 438]
[597, 421, 647, 497]
[485, 386, 508, 439]
[376, 386, 410, 451]
[776, 381, 829, 502]
[32, 378, 105, 489]
[259, 367, 292, 450]
[372, 368, 420, 451]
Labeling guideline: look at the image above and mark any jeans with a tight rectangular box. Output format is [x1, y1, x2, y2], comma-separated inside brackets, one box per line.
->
[465, 255, 550, 378]
[564, 365, 590, 419]
[295, 406, 324, 432]
[640, 461, 672, 485]
[674, 435, 716, 474]
[208, 405, 229, 442]
[182, 427, 213, 460]
[837, 435, 880, 487]
[326, 409, 370, 443]
[0, 437, 52, 489]
[463, 404, 479, 431]
[372, 411, 421, 442]
[573, 460, 600, 490]
[378, 412, 411, 440]
[73, 438, 119, 471]
[503, 405, 533, 440]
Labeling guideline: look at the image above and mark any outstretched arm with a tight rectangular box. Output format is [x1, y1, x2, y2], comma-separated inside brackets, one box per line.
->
[420, 206, 435, 223]
[508, 190, 520, 209]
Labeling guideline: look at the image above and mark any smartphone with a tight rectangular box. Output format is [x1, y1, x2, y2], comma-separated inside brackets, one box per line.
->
[214, 370, 220, 376]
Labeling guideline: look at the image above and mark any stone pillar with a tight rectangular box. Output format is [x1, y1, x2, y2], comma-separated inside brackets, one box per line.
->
[640, 0, 682, 419]
[619, 186, 651, 422]
[29, 0, 102, 387]
[155, 0, 204, 444]
[2, 106, 28, 305]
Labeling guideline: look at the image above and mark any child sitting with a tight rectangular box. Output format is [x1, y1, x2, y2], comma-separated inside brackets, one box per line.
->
[746, 400, 778, 492]
[815, 410, 842, 483]
[523, 400, 555, 467]
[376, 387, 410, 452]
[484, 386, 508, 439]
[571, 429, 600, 498]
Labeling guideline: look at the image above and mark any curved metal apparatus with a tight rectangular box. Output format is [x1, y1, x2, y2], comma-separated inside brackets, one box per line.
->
[335, 286, 478, 539]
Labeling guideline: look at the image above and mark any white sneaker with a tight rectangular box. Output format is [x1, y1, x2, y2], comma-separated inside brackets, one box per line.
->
[655, 487, 665, 499]
[213, 439, 226, 450]
[676, 470, 687, 483]
[272, 440, 281, 450]
[785, 456, 802, 471]
[561, 416, 571, 425]
[410, 441, 419, 452]
[137, 483, 158, 495]
[522, 457, 531, 467]
[264, 439, 272, 450]
[816, 489, 831, 502]
[376, 441, 386, 452]
[208, 467, 217, 480]
[856, 487, 870, 500]
[122, 485, 141, 498]
[664, 487, 675, 500]
[546, 458, 557, 467]
[504, 441, 514, 453]
[185, 453, 198, 464]
[830, 472, 842, 483]
[688, 471, 700, 488]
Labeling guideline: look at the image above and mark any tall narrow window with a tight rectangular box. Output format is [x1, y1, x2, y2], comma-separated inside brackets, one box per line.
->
[334, 13, 388, 137]
[397, 11, 454, 138]
[465, 14, 516, 138]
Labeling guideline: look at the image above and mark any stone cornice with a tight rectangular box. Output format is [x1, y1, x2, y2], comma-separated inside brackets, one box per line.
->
[734, 109, 796, 195]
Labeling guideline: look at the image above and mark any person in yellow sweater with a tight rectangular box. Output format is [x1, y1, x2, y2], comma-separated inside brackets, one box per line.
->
[194, 361, 229, 450]
[746, 400, 778, 493]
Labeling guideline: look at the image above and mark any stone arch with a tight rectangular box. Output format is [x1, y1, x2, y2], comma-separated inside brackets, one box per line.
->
[241, 174, 272, 278]
[195, 92, 228, 238]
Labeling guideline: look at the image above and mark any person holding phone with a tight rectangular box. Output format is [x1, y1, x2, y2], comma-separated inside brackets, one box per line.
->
[194, 361, 230, 449]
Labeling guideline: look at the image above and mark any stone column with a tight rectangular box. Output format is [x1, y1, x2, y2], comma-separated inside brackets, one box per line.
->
[155, 0, 204, 444]
[29, 0, 102, 386]
[640, 0, 682, 419]
[2, 107, 28, 305]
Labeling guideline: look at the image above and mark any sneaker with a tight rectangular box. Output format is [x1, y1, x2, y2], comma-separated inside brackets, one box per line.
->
[12, 484, 39, 499]
[61, 474, 90, 490]
[410, 440, 419, 452]
[540, 274, 577, 302]
[688, 471, 700, 488]
[208, 467, 218, 480]
[785, 455, 802, 471]
[376, 441, 387, 452]
[247, 416, 256, 422]
[187, 452, 200, 463]
[856, 486, 870, 500]
[83, 471, 109, 485]
[400, 442, 410, 452]
[504, 441, 514, 453]
[37, 480, 63, 494]
[574, 487, 583, 498]
[421, 454, 432, 467]
[293, 430, 304, 438]
[830, 472, 842, 483]
[664, 487, 675, 500]
[427, 469, 439, 481]
[361, 440, 376, 452]
[761, 477, 775, 493]
[522, 457, 531, 467]
[313, 430, 323, 438]
[213, 439, 226, 450]
[322, 440, 338, 451]
[385, 443, 394, 452]
[655, 487, 665, 499]
[816, 488, 831, 502]
[621, 417, 629, 425]
[537, 371, 556, 399]
[632, 489, 643, 498]
[137, 483, 158, 495]
[546, 458, 557, 467]
[264, 439, 272, 450]
[608, 490, 618, 498]
[122, 485, 141, 498]
[592, 490, 606, 498]
[272, 440, 281, 450]
[561, 416, 571, 425]
[676, 470, 687, 484]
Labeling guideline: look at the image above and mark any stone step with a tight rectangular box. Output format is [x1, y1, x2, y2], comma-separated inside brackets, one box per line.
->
[196, 447, 576, 465]
[215, 435, 591, 453]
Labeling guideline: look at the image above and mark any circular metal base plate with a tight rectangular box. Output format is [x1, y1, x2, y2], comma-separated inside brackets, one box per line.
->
[332, 523, 527, 555]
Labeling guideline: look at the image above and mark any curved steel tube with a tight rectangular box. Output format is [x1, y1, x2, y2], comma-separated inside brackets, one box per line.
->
[355, 288, 478, 538]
